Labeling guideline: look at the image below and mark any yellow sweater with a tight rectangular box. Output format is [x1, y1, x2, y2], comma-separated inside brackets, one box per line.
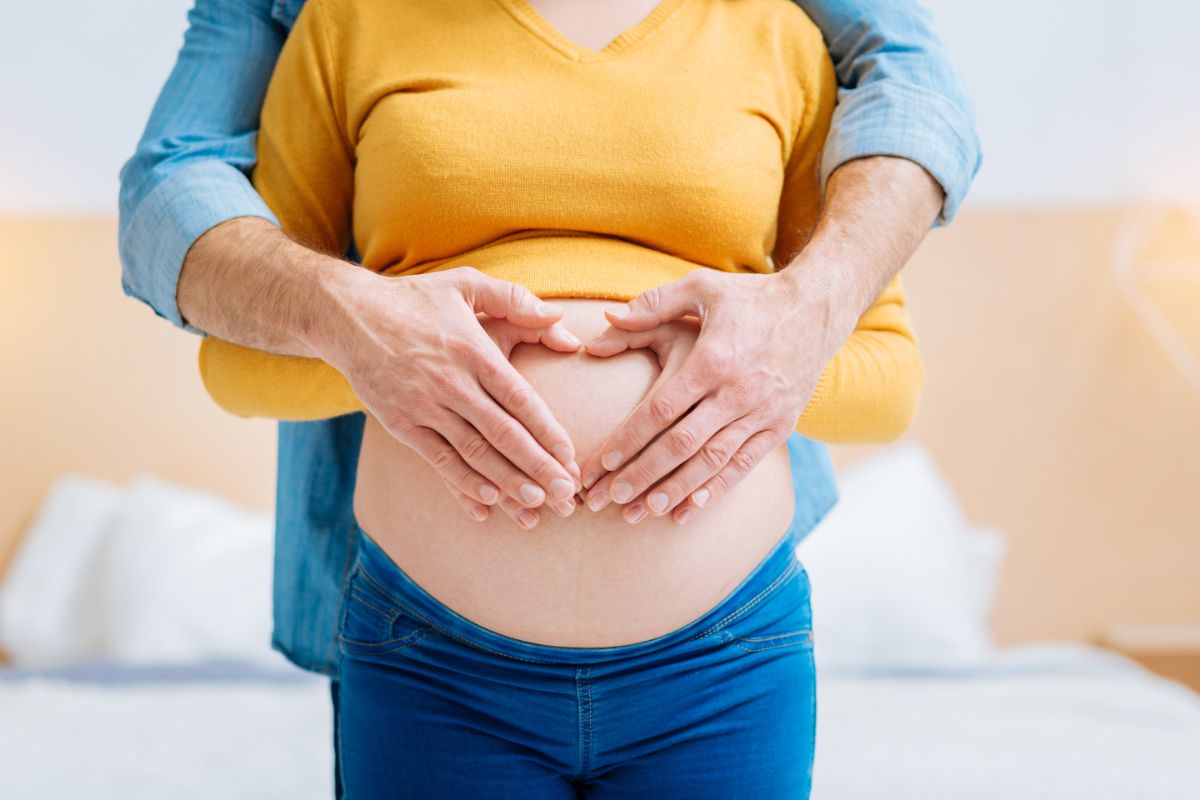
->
[198, 0, 923, 443]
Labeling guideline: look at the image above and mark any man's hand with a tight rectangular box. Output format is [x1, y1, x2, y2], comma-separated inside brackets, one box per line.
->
[179, 218, 583, 526]
[309, 265, 585, 524]
[577, 268, 850, 524]
[576, 156, 944, 524]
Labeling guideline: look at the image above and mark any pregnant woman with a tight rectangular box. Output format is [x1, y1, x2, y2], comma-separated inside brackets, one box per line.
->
[198, 0, 922, 796]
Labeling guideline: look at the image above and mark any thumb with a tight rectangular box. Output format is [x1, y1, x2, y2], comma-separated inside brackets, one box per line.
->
[456, 269, 563, 327]
[605, 274, 705, 331]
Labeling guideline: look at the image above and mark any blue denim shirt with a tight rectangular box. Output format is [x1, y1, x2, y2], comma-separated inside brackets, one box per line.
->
[118, 0, 980, 676]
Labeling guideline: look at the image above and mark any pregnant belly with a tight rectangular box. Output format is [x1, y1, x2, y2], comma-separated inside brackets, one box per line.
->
[352, 297, 796, 647]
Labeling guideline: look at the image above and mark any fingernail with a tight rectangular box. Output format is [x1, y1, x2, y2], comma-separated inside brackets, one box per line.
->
[552, 499, 576, 518]
[561, 331, 581, 347]
[520, 483, 544, 505]
[479, 483, 499, 504]
[602, 450, 624, 470]
[611, 482, 634, 504]
[609, 305, 629, 318]
[518, 509, 539, 529]
[470, 505, 488, 522]
[587, 490, 609, 512]
[550, 478, 574, 500]
[626, 503, 647, 524]
[647, 492, 669, 514]
[692, 488, 711, 508]
[583, 471, 600, 490]
[676, 508, 693, 524]
[553, 444, 573, 464]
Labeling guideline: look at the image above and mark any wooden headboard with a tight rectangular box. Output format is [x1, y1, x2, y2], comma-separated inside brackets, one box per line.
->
[1, 212, 1197, 644]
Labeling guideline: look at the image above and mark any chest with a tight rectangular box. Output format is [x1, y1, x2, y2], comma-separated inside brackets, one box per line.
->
[345, 19, 798, 267]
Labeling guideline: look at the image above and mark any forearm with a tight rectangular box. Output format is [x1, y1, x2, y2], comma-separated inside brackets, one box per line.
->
[779, 155, 942, 324]
[781, 155, 941, 442]
[178, 216, 358, 358]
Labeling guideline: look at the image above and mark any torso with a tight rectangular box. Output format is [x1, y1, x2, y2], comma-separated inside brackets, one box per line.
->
[342, 0, 818, 646]
[353, 298, 796, 647]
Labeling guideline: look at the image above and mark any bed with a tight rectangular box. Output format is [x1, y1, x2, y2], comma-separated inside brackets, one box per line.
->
[3, 644, 1198, 799]
[1, 441, 1196, 797]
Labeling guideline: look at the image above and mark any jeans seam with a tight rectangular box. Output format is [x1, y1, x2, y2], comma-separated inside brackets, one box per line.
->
[687, 559, 799, 641]
[353, 565, 561, 665]
[340, 629, 429, 656]
[738, 629, 812, 643]
[576, 666, 593, 780]
[345, 589, 399, 623]
[731, 630, 813, 653]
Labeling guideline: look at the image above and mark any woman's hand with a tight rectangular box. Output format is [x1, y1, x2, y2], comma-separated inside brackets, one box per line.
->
[313, 265, 584, 523]
[577, 267, 856, 524]
[437, 312, 593, 528]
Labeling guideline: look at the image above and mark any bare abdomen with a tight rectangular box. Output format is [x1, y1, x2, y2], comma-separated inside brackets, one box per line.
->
[352, 298, 795, 647]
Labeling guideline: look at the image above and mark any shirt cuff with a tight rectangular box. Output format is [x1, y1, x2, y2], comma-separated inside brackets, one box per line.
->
[820, 80, 983, 226]
[119, 160, 280, 336]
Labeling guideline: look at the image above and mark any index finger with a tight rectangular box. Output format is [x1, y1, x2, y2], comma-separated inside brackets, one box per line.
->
[473, 349, 581, 484]
[579, 361, 709, 490]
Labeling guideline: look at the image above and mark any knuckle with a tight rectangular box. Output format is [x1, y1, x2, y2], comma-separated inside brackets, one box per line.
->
[430, 365, 464, 394]
[429, 444, 457, 472]
[722, 379, 754, 407]
[636, 286, 661, 315]
[628, 461, 661, 489]
[730, 447, 757, 474]
[649, 392, 676, 424]
[666, 425, 698, 456]
[446, 336, 480, 363]
[506, 383, 534, 413]
[699, 440, 731, 470]
[508, 281, 530, 311]
[460, 434, 491, 464]
[703, 347, 732, 379]
[490, 415, 524, 450]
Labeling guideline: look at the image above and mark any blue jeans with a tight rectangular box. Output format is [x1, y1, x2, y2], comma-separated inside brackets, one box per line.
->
[335, 520, 817, 798]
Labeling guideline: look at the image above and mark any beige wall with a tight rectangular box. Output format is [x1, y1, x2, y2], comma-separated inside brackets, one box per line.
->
[0, 218, 277, 578]
[1, 212, 1197, 645]
[844, 208, 1200, 644]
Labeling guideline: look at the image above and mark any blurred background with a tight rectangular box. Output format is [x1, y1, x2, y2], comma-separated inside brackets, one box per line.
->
[1, 1, 1198, 797]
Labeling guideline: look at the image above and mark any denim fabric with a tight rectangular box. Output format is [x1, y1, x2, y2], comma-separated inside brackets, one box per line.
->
[337, 517, 817, 798]
[117, 0, 971, 677]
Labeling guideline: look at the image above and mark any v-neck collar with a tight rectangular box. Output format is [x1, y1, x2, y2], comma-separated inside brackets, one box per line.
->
[493, 0, 691, 63]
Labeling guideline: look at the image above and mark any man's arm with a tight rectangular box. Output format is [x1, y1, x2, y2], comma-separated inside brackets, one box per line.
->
[577, 0, 979, 524]
[118, 0, 286, 337]
[794, 0, 982, 223]
[117, 0, 582, 527]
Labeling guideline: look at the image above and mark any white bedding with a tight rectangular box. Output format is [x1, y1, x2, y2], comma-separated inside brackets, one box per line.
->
[2, 645, 1197, 799]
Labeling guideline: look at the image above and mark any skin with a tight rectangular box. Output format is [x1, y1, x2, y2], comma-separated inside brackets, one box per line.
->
[179, 223, 585, 528]
[178, 0, 944, 530]
[579, 155, 944, 525]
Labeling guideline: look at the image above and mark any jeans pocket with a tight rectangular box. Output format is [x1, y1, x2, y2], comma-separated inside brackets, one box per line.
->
[338, 563, 431, 657]
[714, 560, 814, 654]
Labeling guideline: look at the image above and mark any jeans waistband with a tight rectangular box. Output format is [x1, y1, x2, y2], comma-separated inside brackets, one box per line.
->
[351, 517, 801, 666]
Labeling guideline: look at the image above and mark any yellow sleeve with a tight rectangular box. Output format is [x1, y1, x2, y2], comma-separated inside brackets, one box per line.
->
[197, 0, 367, 421]
[776, 19, 924, 444]
[793, 276, 924, 443]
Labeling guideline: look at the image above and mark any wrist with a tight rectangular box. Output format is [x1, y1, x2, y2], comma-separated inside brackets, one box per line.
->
[298, 255, 378, 363]
[776, 247, 872, 335]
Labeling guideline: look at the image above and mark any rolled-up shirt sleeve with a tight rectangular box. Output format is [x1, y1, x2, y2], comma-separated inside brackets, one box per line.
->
[795, 0, 983, 224]
[117, 0, 288, 336]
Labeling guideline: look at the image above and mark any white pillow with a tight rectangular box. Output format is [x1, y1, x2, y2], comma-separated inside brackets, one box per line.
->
[100, 475, 285, 668]
[0, 474, 125, 667]
[796, 442, 1007, 671]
